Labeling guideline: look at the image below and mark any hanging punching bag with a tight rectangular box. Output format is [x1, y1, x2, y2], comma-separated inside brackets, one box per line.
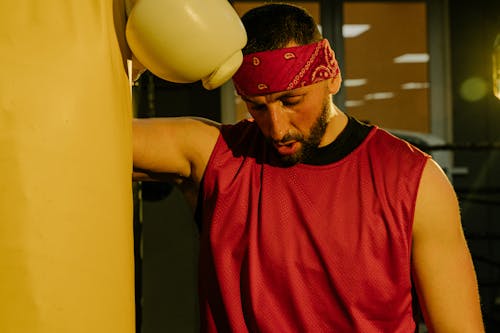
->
[0, 1, 135, 332]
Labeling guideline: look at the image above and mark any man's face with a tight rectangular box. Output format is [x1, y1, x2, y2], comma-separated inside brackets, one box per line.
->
[242, 80, 333, 165]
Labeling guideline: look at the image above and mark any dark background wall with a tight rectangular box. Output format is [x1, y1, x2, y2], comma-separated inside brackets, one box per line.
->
[449, 0, 500, 330]
[132, 76, 220, 333]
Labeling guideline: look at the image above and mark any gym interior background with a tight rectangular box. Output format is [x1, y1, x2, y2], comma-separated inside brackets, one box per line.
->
[132, 0, 500, 332]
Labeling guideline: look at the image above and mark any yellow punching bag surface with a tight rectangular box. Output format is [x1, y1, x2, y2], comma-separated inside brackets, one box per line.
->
[0, 1, 135, 332]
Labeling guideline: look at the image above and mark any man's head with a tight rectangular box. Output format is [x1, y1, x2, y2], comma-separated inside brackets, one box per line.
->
[233, 3, 342, 165]
[234, 3, 339, 97]
[241, 3, 322, 55]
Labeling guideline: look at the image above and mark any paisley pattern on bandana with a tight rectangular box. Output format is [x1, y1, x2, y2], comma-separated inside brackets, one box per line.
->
[232, 39, 339, 96]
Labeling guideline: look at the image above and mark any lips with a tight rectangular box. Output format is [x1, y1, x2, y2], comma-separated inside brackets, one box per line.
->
[273, 141, 300, 156]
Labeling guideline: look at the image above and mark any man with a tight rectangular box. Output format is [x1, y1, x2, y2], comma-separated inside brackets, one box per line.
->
[133, 3, 484, 332]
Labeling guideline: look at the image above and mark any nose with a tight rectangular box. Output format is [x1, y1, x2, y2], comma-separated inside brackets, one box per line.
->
[266, 102, 288, 142]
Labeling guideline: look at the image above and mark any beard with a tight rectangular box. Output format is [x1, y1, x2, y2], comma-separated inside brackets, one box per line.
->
[270, 98, 331, 166]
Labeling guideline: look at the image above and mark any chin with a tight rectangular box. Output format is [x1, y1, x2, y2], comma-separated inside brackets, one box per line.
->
[277, 151, 304, 166]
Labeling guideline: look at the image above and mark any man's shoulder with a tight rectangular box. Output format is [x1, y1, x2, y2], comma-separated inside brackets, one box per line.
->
[220, 118, 262, 146]
[369, 127, 430, 159]
[221, 118, 258, 133]
[207, 118, 267, 163]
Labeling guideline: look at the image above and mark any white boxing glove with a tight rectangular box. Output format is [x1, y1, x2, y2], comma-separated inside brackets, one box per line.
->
[126, 0, 247, 89]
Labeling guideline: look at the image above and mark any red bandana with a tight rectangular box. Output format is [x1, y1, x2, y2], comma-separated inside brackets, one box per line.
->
[232, 39, 339, 96]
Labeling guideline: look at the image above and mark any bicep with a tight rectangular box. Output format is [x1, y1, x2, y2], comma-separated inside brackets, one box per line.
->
[132, 117, 220, 183]
[412, 159, 484, 332]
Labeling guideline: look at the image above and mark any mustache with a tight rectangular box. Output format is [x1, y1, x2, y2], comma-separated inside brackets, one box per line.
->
[271, 132, 304, 145]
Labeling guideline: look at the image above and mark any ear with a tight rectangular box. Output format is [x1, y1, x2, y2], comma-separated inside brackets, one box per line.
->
[327, 72, 342, 95]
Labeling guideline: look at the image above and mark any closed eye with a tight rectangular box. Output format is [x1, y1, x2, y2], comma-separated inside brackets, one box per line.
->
[248, 102, 267, 112]
[281, 96, 303, 107]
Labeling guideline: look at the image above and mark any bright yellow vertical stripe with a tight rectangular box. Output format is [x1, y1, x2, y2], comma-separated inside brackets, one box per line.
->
[0, 1, 135, 332]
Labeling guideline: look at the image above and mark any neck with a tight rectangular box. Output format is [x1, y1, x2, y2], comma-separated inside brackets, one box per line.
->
[319, 104, 348, 148]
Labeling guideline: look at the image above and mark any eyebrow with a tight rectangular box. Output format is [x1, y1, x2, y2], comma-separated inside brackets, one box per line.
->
[241, 91, 302, 104]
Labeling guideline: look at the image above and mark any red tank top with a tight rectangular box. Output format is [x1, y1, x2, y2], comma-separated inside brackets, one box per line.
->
[199, 119, 429, 332]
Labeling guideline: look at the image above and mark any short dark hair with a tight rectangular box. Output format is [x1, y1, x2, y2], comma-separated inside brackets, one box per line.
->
[241, 3, 323, 55]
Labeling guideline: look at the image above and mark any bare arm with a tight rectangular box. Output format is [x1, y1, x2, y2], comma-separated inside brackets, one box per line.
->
[412, 159, 484, 332]
[133, 117, 220, 186]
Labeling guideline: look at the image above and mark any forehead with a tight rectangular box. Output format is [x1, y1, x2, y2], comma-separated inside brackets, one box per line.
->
[241, 81, 323, 104]
[242, 88, 303, 104]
